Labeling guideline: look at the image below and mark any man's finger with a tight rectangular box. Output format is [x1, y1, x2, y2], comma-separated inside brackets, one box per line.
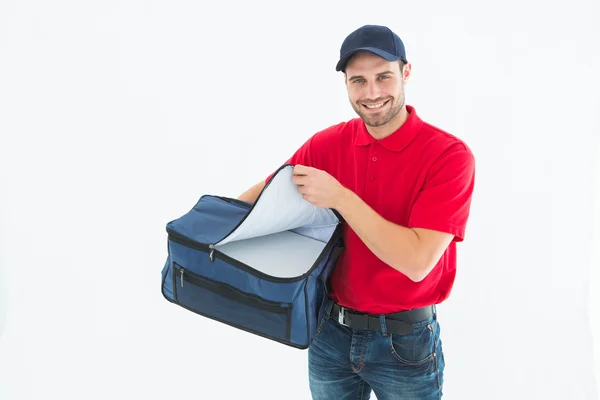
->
[293, 164, 311, 175]
[297, 185, 309, 195]
[291, 174, 307, 185]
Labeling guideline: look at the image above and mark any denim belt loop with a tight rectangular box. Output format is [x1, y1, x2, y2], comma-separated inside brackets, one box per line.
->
[379, 315, 388, 336]
[325, 299, 334, 319]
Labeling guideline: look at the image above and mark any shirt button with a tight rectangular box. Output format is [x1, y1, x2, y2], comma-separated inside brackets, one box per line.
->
[372, 157, 377, 162]
[370, 176, 375, 181]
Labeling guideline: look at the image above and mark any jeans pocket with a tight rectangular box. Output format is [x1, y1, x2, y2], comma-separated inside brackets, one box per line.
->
[388, 320, 436, 365]
[312, 313, 329, 342]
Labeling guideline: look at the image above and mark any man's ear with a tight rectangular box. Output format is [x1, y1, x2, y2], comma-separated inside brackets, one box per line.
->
[403, 63, 412, 82]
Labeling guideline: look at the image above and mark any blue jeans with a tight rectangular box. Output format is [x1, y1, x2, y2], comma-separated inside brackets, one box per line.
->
[308, 301, 445, 399]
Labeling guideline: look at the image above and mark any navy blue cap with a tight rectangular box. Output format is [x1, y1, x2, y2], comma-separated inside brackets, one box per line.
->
[336, 25, 408, 72]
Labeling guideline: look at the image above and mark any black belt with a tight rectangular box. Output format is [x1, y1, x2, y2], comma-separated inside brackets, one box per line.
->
[330, 302, 435, 335]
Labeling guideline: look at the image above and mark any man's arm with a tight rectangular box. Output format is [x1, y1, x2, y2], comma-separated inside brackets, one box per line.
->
[335, 189, 454, 282]
[237, 180, 266, 204]
[293, 144, 475, 283]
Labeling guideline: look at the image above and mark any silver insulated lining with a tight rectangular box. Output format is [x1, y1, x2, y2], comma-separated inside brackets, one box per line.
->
[215, 165, 339, 278]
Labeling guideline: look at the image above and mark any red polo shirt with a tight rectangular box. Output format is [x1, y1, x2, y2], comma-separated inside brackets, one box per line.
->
[267, 105, 475, 314]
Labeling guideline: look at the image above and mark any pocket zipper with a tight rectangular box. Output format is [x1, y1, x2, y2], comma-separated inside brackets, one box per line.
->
[176, 265, 290, 313]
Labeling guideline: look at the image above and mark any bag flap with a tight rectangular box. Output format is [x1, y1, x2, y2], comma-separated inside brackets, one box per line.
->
[216, 164, 340, 246]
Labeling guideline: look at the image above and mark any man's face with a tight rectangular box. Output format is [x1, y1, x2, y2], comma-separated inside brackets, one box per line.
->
[344, 51, 409, 129]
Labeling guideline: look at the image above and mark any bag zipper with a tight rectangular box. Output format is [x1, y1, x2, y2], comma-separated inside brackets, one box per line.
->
[217, 196, 252, 208]
[208, 244, 216, 261]
[167, 223, 343, 284]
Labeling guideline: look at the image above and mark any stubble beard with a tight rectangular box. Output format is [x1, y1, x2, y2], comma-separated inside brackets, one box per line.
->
[351, 89, 405, 128]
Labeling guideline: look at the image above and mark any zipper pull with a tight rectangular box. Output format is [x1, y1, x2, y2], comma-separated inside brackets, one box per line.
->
[180, 268, 184, 287]
[209, 245, 215, 262]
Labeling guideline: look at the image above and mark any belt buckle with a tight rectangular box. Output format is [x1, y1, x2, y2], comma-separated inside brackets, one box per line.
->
[338, 306, 346, 326]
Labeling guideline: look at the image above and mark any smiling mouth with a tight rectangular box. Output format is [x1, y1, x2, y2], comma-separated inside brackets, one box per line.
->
[361, 99, 390, 111]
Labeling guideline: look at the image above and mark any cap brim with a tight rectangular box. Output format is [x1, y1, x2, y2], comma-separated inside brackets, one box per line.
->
[335, 47, 401, 72]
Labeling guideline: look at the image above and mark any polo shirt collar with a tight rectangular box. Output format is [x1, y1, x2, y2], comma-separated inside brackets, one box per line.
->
[353, 105, 423, 152]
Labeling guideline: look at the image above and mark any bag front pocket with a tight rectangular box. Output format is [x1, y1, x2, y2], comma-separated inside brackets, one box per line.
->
[172, 263, 293, 343]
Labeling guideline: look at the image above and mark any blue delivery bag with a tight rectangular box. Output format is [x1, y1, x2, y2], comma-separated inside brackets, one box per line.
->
[161, 164, 344, 349]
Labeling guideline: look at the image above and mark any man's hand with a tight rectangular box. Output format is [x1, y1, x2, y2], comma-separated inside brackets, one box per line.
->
[291, 165, 347, 209]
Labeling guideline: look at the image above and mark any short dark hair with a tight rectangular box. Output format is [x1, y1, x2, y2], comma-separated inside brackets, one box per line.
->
[398, 59, 405, 72]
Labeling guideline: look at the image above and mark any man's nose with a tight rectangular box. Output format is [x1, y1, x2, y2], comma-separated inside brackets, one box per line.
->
[365, 82, 381, 100]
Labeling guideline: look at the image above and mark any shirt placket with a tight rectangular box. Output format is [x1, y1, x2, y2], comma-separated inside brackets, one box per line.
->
[364, 143, 379, 203]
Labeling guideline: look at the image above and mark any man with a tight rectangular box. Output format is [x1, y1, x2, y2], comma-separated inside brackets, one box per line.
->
[238, 24, 475, 399]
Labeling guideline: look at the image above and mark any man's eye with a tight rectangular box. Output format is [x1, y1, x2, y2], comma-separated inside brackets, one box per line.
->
[378, 75, 390, 80]
[353, 79, 364, 84]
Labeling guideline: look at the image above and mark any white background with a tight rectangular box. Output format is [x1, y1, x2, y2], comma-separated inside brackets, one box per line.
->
[1, 1, 599, 399]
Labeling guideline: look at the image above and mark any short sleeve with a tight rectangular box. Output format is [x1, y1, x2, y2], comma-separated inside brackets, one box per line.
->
[407, 144, 475, 242]
[264, 135, 316, 184]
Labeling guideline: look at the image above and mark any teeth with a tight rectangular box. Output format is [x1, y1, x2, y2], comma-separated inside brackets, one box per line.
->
[364, 102, 385, 109]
